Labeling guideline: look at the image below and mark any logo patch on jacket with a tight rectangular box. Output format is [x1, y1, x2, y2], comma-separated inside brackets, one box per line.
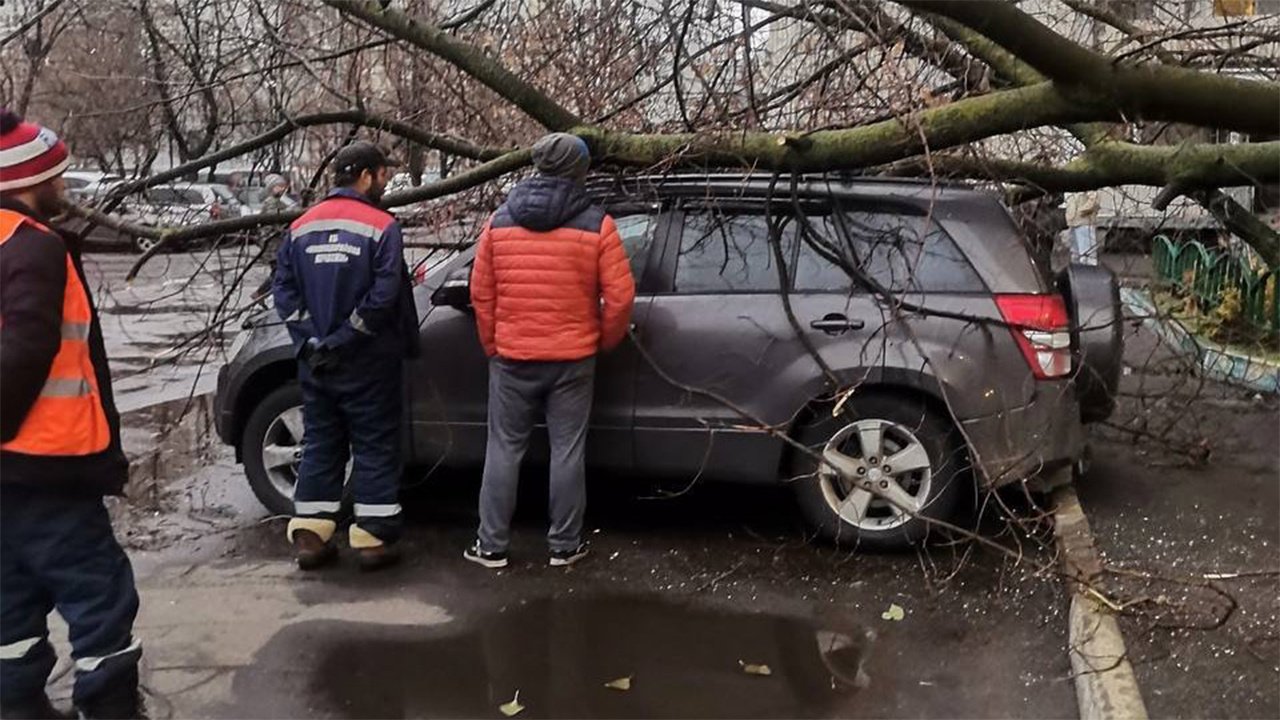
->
[306, 232, 362, 264]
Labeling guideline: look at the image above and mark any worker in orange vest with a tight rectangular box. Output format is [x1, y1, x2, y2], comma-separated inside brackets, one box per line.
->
[0, 110, 142, 719]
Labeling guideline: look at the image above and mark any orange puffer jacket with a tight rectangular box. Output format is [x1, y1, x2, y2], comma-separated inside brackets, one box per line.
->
[470, 176, 636, 361]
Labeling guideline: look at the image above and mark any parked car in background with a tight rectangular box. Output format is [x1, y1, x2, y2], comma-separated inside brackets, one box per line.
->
[63, 170, 125, 203]
[214, 174, 1123, 550]
[385, 171, 441, 226]
[117, 182, 246, 252]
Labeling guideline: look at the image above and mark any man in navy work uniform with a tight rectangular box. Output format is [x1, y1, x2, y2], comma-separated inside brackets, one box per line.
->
[272, 141, 417, 572]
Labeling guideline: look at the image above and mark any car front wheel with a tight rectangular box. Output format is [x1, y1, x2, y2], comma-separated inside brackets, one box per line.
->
[241, 384, 304, 516]
[790, 393, 969, 551]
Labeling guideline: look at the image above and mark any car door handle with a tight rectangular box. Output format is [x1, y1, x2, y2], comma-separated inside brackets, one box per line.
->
[809, 314, 864, 335]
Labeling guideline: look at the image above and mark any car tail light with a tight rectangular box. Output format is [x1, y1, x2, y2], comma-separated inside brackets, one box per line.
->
[211, 202, 222, 220]
[995, 294, 1072, 379]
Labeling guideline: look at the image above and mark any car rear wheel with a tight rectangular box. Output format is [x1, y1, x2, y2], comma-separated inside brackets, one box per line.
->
[790, 393, 968, 550]
[242, 384, 304, 516]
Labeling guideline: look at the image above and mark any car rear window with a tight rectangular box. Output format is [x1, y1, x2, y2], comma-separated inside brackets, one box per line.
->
[673, 210, 793, 293]
[793, 210, 986, 293]
[671, 204, 984, 295]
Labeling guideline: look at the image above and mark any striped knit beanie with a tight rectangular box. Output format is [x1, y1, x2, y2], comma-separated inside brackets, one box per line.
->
[0, 109, 70, 192]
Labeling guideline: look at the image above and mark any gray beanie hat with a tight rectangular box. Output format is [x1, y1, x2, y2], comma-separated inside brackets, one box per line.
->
[531, 133, 590, 178]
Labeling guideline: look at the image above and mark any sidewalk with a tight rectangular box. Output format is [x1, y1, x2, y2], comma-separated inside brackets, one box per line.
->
[1076, 321, 1280, 718]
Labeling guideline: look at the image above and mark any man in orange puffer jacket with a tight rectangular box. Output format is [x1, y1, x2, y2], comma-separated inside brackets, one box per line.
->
[464, 133, 635, 570]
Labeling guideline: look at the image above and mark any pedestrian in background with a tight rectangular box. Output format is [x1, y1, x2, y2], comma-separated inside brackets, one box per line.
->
[254, 173, 296, 298]
[260, 173, 294, 216]
[272, 141, 418, 572]
[1065, 190, 1101, 265]
[464, 133, 636, 570]
[0, 109, 143, 719]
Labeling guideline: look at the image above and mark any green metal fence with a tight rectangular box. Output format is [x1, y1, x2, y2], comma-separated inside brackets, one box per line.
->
[1152, 235, 1279, 336]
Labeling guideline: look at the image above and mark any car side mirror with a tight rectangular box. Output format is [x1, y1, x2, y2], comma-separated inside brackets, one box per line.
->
[430, 268, 472, 310]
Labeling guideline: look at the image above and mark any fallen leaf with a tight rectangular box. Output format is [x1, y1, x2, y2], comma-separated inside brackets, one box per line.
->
[881, 603, 905, 621]
[499, 691, 524, 717]
[739, 660, 773, 676]
[604, 676, 632, 691]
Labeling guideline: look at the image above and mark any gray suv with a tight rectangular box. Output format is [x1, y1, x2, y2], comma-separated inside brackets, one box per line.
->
[214, 174, 1121, 549]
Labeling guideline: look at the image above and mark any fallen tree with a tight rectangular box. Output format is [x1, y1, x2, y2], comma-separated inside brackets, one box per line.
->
[71, 0, 1276, 276]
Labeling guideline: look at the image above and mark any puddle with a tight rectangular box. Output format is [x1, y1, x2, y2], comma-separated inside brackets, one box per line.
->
[229, 595, 874, 719]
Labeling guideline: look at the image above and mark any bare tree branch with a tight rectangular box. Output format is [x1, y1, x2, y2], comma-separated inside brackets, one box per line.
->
[321, 0, 582, 131]
[112, 148, 531, 279]
[105, 110, 506, 200]
[898, 0, 1280, 135]
[0, 0, 69, 49]
[881, 141, 1280, 194]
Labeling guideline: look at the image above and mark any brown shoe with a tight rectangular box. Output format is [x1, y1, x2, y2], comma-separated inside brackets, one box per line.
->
[357, 544, 400, 572]
[292, 529, 338, 570]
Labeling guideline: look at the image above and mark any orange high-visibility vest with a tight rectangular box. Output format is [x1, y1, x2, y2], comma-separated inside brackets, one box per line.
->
[0, 209, 111, 456]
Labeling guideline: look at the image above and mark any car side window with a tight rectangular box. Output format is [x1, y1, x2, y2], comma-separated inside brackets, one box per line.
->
[674, 210, 795, 293]
[612, 213, 656, 284]
[793, 210, 985, 293]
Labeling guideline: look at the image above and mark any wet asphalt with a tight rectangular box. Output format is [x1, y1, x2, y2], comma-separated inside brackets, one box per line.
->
[81, 250, 1277, 719]
[120, 463, 1076, 719]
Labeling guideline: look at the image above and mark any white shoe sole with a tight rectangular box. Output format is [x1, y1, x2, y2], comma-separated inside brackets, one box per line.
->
[549, 549, 588, 567]
[463, 549, 508, 569]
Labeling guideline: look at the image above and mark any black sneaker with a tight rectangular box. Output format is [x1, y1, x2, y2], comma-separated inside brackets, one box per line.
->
[549, 544, 588, 567]
[77, 686, 145, 720]
[0, 693, 72, 720]
[463, 540, 508, 569]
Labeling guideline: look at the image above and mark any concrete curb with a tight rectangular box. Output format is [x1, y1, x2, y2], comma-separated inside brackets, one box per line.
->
[1121, 287, 1280, 394]
[1052, 483, 1149, 720]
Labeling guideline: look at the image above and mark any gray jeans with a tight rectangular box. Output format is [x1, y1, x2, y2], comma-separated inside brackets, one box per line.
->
[478, 356, 596, 553]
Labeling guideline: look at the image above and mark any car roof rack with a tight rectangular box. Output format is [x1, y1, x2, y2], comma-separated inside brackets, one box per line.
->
[584, 171, 985, 203]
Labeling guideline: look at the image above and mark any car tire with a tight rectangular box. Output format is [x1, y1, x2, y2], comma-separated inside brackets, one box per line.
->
[1057, 264, 1123, 424]
[242, 383, 304, 516]
[789, 393, 969, 551]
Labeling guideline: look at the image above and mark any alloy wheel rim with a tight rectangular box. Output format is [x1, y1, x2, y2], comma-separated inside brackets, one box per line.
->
[261, 406, 304, 500]
[817, 418, 934, 532]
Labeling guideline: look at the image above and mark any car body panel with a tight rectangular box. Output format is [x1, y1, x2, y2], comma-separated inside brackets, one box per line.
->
[122, 183, 244, 228]
[216, 176, 1094, 493]
[403, 207, 669, 472]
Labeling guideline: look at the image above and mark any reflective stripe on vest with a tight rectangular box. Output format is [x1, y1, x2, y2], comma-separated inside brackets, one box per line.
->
[0, 209, 112, 457]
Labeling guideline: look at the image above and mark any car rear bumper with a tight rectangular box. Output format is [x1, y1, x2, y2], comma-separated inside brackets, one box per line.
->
[960, 382, 1084, 487]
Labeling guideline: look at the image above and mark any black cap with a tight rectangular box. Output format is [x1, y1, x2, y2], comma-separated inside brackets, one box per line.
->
[332, 141, 400, 178]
